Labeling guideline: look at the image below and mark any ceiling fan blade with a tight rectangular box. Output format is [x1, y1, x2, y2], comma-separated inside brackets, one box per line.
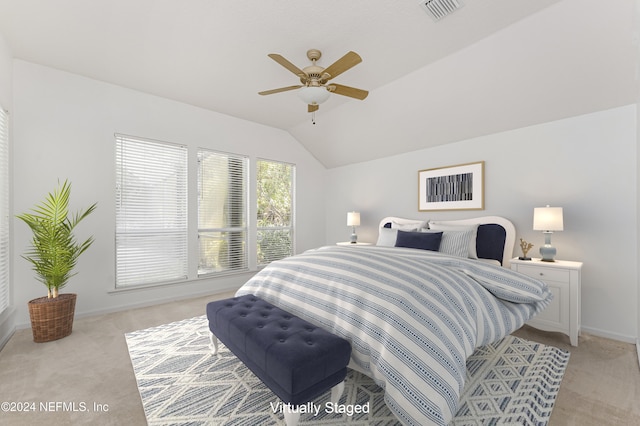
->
[328, 83, 369, 100]
[258, 85, 302, 96]
[268, 54, 306, 78]
[321, 51, 362, 81]
[308, 104, 319, 113]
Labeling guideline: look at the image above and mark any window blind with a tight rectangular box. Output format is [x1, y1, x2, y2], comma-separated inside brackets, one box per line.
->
[256, 159, 295, 265]
[115, 135, 188, 287]
[197, 149, 248, 275]
[0, 108, 8, 313]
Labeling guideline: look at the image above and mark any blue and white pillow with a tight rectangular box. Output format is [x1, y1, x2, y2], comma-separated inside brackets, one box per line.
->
[424, 222, 479, 259]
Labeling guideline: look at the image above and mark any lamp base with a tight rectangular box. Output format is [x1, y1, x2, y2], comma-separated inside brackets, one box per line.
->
[350, 231, 358, 244]
[539, 231, 557, 262]
[539, 244, 557, 262]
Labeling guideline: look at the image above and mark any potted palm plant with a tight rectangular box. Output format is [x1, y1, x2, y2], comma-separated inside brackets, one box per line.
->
[17, 180, 96, 342]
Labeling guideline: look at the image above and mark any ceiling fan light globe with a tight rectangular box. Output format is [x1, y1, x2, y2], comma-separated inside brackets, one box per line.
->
[298, 86, 330, 105]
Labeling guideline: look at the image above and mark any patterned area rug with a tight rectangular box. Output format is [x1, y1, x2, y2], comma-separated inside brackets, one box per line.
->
[125, 316, 569, 425]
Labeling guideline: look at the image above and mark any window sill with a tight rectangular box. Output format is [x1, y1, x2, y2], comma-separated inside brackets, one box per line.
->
[109, 269, 254, 293]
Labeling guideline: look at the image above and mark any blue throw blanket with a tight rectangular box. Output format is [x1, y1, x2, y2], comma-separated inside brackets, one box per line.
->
[237, 245, 551, 426]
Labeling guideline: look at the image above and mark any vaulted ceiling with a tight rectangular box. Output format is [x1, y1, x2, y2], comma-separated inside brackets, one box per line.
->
[0, 0, 637, 168]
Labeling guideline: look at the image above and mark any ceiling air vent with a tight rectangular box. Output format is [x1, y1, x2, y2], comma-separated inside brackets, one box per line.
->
[419, 0, 465, 21]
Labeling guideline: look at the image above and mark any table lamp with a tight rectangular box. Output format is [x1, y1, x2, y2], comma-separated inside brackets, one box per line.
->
[533, 205, 563, 262]
[347, 212, 360, 244]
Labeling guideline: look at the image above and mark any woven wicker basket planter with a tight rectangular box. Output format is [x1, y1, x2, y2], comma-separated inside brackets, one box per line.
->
[28, 293, 77, 343]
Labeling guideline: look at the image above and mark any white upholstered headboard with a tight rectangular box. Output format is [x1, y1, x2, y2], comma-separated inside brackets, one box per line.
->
[378, 216, 516, 268]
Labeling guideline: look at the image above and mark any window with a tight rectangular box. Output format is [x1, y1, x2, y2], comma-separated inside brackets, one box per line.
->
[197, 149, 248, 275]
[256, 159, 295, 265]
[115, 135, 188, 287]
[115, 136, 295, 285]
[0, 107, 8, 313]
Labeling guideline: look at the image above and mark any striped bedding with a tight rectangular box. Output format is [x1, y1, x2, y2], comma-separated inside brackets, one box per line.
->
[236, 245, 551, 426]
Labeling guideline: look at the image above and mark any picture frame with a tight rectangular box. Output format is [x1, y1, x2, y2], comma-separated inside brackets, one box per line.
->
[418, 161, 484, 211]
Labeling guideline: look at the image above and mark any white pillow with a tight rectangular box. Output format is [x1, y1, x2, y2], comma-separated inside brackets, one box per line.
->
[427, 222, 479, 259]
[391, 221, 426, 230]
[376, 227, 398, 246]
[376, 226, 417, 246]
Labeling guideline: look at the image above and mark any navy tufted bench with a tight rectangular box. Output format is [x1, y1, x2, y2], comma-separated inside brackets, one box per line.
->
[206, 294, 352, 426]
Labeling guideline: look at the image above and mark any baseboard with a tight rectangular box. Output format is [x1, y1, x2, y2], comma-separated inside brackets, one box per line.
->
[580, 325, 636, 344]
[12, 284, 241, 330]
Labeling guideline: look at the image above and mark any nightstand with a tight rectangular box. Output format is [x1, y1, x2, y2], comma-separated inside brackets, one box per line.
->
[511, 257, 583, 346]
[336, 242, 372, 246]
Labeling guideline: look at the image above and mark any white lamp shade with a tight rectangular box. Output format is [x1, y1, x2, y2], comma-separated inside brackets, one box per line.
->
[347, 211, 360, 227]
[533, 206, 564, 231]
[298, 86, 330, 105]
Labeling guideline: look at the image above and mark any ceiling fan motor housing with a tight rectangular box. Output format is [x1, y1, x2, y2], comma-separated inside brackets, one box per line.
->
[301, 65, 324, 86]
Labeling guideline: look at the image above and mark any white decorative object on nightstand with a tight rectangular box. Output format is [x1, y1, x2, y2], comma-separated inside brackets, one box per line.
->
[336, 241, 371, 246]
[511, 257, 583, 346]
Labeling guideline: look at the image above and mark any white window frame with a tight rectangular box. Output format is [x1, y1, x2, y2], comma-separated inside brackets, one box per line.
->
[197, 148, 249, 276]
[115, 134, 188, 288]
[113, 134, 298, 287]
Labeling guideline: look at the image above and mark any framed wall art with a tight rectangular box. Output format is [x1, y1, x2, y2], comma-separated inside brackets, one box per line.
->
[418, 161, 484, 211]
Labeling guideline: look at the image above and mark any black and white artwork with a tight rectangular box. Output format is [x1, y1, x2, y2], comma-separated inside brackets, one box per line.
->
[418, 161, 484, 211]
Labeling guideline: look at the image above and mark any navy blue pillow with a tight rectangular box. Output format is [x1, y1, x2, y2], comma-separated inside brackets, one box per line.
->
[395, 230, 443, 251]
[476, 224, 506, 265]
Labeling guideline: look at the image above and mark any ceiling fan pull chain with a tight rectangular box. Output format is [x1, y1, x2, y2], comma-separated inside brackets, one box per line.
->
[311, 110, 316, 125]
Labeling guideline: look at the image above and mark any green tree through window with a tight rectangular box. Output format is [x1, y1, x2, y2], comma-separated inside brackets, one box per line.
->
[257, 160, 294, 265]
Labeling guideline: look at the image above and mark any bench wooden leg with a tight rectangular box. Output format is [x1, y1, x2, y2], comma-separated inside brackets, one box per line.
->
[330, 380, 345, 404]
[209, 332, 218, 355]
[283, 410, 301, 426]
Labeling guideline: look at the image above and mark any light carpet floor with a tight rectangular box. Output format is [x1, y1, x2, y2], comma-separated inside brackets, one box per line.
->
[125, 315, 569, 425]
[0, 292, 639, 425]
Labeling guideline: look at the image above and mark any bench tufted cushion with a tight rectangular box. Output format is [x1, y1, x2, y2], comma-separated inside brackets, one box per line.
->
[207, 294, 351, 405]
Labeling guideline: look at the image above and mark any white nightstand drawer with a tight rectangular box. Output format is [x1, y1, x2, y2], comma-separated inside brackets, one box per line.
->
[515, 264, 570, 283]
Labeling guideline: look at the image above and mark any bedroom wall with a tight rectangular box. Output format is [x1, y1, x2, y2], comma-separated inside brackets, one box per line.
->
[325, 104, 638, 343]
[10, 60, 326, 327]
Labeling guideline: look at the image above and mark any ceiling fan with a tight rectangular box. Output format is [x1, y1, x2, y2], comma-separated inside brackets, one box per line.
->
[258, 49, 368, 115]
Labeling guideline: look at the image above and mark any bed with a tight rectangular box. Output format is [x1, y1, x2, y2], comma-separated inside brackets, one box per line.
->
[236, 216, 551, 426]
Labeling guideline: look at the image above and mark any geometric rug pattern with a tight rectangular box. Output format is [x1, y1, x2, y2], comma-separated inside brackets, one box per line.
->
[125, 316, 569, 426]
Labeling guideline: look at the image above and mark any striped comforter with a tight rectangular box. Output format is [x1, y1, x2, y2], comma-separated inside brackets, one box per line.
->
[236, 245, 551, 426]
